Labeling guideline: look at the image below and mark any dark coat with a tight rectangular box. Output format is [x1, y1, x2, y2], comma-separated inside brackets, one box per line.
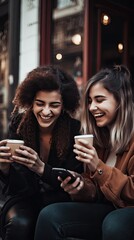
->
[0, 112, 83, 236]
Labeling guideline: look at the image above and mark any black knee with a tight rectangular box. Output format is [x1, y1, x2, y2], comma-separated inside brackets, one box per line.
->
[2, 202, 37, 240]
[6, 214, 33, 238]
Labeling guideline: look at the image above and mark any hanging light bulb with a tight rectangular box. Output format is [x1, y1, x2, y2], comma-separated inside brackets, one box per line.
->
[118, 43, 123, 53]
[101, 13, 111, 26]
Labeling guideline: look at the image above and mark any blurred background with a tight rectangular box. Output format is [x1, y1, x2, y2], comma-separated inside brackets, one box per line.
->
[0, 0, 134, 140]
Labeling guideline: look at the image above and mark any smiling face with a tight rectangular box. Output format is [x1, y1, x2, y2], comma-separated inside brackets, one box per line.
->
[33, 90, 63, 132]
[88, 83, 118, 128]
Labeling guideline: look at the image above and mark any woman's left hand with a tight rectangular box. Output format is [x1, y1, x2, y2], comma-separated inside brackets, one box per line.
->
[11, 145, 45, 176]
[73, 139, 99, 172]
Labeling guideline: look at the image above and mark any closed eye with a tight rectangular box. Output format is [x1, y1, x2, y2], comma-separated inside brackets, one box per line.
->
[50, 103, 62, 108]
[88, 96, 106, 104]
[34, 100, 62, 108]
[35, 101, 44, 107]
[96, 97, 106, 103]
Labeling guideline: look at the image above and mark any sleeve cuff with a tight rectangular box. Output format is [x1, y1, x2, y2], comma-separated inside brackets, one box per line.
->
[41, 163, 52, 183]
[90, 160, 112, 186]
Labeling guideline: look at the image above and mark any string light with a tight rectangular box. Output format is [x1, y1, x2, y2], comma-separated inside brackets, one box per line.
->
[72, 34, 81, 45]
[56, 53, 62, 60]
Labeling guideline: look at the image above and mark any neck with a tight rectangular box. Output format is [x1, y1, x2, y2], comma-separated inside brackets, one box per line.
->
[39, 125, 54, 135]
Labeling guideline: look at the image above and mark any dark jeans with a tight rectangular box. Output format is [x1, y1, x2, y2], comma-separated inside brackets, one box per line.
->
[34, 202, 134, 240]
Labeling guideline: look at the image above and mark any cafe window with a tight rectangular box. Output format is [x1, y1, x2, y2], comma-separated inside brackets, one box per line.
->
[101, 12, 124, 67]
[0, 17, 8, 139]
[52, 0, 85, 93]
[95, 1, 134, 83]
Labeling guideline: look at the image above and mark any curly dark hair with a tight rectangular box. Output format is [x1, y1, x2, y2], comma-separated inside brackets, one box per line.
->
[13, 65, 80, 113]
[11, 65, 80, 160]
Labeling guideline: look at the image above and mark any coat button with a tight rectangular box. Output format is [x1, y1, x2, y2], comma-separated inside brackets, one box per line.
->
[98, 169, 103, 175]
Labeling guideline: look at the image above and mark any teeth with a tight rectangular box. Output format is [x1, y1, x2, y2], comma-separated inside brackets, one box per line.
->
[40, 116, 51, 120]
[94, 113, 103, 117]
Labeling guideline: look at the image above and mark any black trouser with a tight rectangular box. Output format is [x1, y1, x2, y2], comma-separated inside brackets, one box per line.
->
[2, 200, 39, 240]
[34, 202, 134, 240]
[0, 192, 71, 240]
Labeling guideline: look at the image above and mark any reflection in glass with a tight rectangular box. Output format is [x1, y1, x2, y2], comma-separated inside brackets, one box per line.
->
[52, 0, 85, 93]
[118, 43, 123, 53]
[101, 13, 111, 26]
[101, 12, 123, 67]
[72, 34, 81, 45]
[0, 20, 8, 139]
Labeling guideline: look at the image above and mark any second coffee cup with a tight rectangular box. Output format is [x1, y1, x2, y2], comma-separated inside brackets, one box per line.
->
[74, 134, 93, 145]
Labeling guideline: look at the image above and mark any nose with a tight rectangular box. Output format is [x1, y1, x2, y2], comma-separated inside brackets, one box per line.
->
[89, 102, 98, 112]
[41, 106, 51, 115]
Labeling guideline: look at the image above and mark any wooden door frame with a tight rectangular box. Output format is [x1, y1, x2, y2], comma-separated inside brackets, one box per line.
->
[40, 0, 52, 65]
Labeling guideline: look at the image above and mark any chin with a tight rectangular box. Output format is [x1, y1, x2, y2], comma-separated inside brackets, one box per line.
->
[96, 122, 105, 127]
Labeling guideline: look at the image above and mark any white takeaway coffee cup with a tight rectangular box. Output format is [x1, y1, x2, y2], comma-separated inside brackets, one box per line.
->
[6, 139, 24, 156]
[74, 134, 94, 145]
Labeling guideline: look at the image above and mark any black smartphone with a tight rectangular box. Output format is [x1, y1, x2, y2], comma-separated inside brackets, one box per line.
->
[52, 167, 76, 184]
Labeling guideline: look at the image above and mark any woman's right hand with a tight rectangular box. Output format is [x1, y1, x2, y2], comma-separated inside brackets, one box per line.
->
[0, 140, 12, 174]
[58, 171, 84, 195]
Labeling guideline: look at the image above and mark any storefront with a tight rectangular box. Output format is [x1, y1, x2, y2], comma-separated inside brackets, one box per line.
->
[0, 0, 9, 139]
[40, 0, 134, 84]
[0, 0, 20, 139]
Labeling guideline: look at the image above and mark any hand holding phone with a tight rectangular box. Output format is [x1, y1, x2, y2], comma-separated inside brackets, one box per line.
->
[52, 167, 76, 184]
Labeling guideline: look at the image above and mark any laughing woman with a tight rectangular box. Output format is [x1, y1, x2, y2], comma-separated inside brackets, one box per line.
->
[34, 65, 134, 240]
[0, 65, 83, 240]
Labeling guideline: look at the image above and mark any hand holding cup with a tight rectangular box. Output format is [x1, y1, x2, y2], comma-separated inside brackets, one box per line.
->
[6, 139, 24, 157]
[74, 134, 94, 145]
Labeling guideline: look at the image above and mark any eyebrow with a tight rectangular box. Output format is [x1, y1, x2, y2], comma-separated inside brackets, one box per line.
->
[95, 95, 106, 98]
[89, 95, 106, 99]
[35, 99, 62, 104]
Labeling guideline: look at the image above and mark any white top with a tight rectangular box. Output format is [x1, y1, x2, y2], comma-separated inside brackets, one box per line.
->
[106, 151, 117, 167]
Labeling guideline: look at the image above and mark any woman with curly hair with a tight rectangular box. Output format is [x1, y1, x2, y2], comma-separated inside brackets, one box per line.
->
[34, 65, 134, 240]
[0, 65, 83, 240]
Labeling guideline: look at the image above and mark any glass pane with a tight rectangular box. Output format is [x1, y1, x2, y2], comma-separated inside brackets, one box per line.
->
[101, 11, 124, 67]
[129, 16, 134, 92]
[52, 0, 85, 93]
[0, 18, 8, 139]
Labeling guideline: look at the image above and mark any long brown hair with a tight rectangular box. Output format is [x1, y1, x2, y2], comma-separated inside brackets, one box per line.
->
[81, 65, 134, 153]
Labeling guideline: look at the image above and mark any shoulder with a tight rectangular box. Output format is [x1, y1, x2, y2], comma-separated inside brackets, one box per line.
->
[120, 136, 134, 174]
[9, 112, 24, 127]
[8, 112, 24, 138]
[118, 136, 134, 164]
[127, 136, 134, 153]
[70, 117, 80, 127]
[69, 116, 81, 132]
[56, 112, 81, 134]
